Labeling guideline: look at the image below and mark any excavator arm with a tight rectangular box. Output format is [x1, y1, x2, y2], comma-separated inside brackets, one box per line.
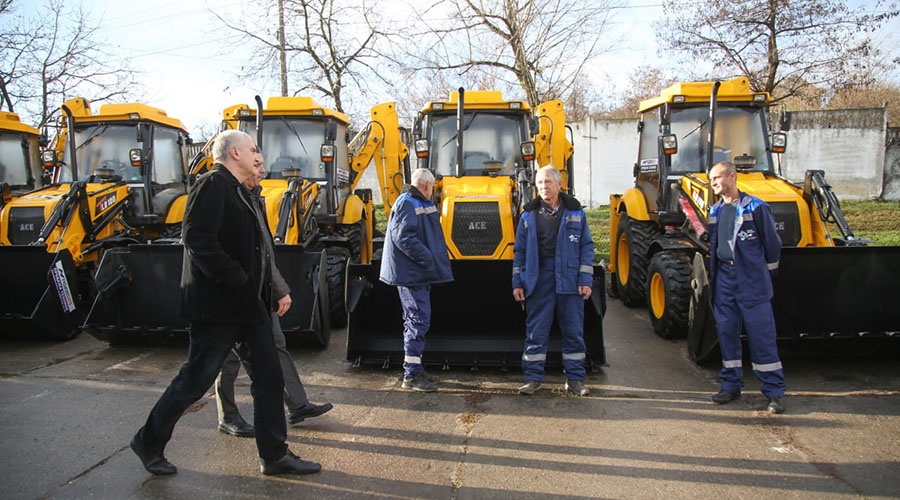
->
[534, 99, 574, 191]
[349, 102, 408, 219]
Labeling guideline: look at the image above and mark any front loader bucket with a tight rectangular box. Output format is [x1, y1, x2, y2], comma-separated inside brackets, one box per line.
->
[772, 246, 900, 355]
[83, 245, 188, 344]
[83, 244, 329, 346]
[273, 246, 330, 347]
[688, 246, 900, 363]
[0, 247, 84, 340]
[347, 259, 606, 370]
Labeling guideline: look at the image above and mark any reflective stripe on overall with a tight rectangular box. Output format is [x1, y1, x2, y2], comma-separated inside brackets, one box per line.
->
[522, 257, 586, 382]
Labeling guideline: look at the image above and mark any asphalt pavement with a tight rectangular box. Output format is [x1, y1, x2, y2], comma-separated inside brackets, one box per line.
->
[1, 299, 898, 499]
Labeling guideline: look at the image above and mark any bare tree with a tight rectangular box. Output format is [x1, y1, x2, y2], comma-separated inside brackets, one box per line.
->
[410, 0, 620, 108]
[0, 0, 141, 128]
[828, 81, 900, 125]
[656, 0, 899, 104]
[213, 0, 388, 116]
[602, 66, 678, 119]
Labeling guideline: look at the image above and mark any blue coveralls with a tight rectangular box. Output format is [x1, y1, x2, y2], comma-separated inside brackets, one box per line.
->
[709, 192, 786, 399]
[379, 186, 453, 379]
[511, 194, 594, 382]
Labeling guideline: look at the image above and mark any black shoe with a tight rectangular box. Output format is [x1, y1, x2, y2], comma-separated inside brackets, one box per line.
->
[712, 389, 740, 404]
[565, 379, 591, 396]
[401, 373, 437, 392]
[260, 451, 322, 476]
[218, 415, 255, 437]
[130, 434, 177, 475]
[767, 397, 785, 414]
[518, 381, 541, 395]
[419, 370, 441, 384]
[289, 402, 334, 425]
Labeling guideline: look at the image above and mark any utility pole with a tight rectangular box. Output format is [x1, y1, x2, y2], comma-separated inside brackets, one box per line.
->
[278, 0, 288, 96]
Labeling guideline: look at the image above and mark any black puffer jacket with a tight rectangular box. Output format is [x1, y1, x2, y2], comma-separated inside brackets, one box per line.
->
[180, 164, 272, 323]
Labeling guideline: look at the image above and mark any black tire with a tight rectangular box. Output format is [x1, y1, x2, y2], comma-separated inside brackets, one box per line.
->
[325, 246, 350, 328]
[614, 215, 655, 307]
[647, 251, 693, 339]
[338, 223, 363, 262]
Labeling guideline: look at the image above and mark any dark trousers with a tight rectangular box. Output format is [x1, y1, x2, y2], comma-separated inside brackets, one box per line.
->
[134, 317, 289, 464]
[216, 312, 310, 422]
[398, 285, 431, 379]
[522, 257, 587, 381]
[713, 263, 786, 399]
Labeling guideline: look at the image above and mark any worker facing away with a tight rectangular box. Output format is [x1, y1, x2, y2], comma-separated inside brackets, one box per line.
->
[379, 168, 454, 392]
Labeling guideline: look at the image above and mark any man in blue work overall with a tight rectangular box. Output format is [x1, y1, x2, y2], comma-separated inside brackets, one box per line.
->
[512, 166, 594, 396]
[379, 168, 453, 392]
[708, 161, 786, 414]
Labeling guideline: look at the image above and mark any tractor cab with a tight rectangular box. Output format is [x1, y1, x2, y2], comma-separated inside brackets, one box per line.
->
[57, 103, 189, 230]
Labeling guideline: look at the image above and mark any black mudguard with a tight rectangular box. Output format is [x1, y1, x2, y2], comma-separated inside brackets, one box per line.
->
[0, 247, 84, 340]
[346, 259, 606, 370]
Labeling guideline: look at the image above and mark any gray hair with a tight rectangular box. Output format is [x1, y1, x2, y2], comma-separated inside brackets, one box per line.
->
[536, 165, 562, 184]
[212, 130, 251, 163]
[410, 168, 435, 189]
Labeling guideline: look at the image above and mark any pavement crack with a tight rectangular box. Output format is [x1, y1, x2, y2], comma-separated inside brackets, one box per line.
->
[450, 391, 490, 499]
[37, 445, 126, 499]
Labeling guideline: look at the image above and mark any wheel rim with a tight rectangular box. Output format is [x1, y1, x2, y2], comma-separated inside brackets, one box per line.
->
[617, 233, 630, 284]
[650, 272, 665, 319]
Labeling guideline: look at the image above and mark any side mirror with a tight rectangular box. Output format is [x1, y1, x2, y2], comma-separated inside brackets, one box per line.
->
[780, 111, 792, 132]
[325, 121, 337, 142]
[39, 127, 50, 148]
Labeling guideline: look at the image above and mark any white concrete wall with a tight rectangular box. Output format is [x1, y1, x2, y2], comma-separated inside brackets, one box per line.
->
[777, 108, 887, 200]
[571, 118, 639, 209]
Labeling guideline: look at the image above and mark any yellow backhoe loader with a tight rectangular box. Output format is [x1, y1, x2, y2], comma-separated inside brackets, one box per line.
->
[0, 111, 43, 209]
[608, 77, 900, 362]
[347, 89, 606, 370]
[1, 98, 190, 340]
[84, 96, 408, 347]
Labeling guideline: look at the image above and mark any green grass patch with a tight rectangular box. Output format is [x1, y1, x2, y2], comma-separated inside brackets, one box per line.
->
[830, 199, 900, 246]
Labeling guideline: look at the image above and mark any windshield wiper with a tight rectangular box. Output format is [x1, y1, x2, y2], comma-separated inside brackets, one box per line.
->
[279, 117, 308, 155]
[441, 113, 478, 148]
[681, 119, 708, 141]
[75, 125, 109, 150]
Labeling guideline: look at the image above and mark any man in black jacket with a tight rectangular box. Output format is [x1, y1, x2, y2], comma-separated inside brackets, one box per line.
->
[129, 130, 320, 476]
[214, 158, 333, 437]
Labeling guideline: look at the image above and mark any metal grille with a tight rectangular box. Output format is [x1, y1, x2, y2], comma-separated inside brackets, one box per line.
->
[450, 201, 503, 256]
[769, 201, 801, 247]
[8, 207, 45, 244]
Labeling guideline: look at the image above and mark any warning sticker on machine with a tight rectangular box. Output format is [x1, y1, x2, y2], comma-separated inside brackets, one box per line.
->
[50, 260, 76, 314]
